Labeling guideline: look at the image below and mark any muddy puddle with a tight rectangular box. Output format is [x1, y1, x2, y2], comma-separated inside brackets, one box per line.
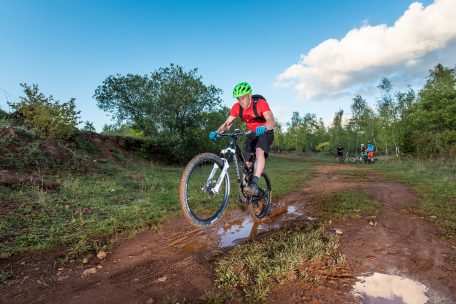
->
[352, 272, 429, 304]
[217, 203, 314, 248]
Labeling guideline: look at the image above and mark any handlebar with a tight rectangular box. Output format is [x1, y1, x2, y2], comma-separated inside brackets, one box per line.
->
[217, 129, 253, 138]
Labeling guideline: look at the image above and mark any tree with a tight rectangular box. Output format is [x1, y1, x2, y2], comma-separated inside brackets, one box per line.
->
[329, 109, 345, 151]
[377, 77, 400, 156]
[94, 64, 224, 162]
[302, 113, 318, 151]
[288, 111, 304, 152]
[408, 64, 456, 156]
[82, 121, 96, 132]
[395, 87, 416, 154]
[350, 95, 375, 150]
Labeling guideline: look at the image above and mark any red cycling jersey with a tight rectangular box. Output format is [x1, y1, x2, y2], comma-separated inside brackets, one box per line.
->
[229, 97, 271, 131]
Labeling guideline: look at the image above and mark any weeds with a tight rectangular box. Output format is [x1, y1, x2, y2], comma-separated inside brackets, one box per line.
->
[0, 269, 13, 284]
[200, 290, 231, 304]
[214, 223, 345, 303]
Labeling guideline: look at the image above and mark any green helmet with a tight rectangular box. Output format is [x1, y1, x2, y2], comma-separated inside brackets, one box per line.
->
[232, 82, 252, 98]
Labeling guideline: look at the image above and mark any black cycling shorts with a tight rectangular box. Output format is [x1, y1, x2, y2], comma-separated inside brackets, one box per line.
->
[244, 129, 274, 161]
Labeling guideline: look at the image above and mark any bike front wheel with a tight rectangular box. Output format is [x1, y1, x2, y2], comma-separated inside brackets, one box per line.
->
[247, 172, 271, 222]
[347, 155, 357, 164]
[179, 153, 230, 227]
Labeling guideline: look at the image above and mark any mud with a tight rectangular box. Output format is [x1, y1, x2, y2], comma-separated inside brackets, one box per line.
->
[1, 163, 456, 303]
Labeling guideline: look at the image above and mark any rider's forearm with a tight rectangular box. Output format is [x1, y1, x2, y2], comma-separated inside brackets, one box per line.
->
[265, 118, 275, 131]
[217, 121, 232, 133]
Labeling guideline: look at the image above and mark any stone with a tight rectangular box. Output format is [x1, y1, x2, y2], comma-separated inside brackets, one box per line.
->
[97, 251, 107, 260]
[82, 267, 97, 277]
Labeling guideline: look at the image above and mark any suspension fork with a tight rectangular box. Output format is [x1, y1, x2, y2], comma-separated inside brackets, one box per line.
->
[209, 158, 229, 194]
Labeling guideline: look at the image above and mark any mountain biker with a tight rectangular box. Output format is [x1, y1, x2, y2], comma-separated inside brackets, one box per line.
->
[360, 143, 368, 161]
[209, 82, 275, 195]
[337, 145, 344, 158]
[367, 141, 375, 161]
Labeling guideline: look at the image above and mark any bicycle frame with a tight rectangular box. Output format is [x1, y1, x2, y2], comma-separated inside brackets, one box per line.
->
[208, 130, 251, 194]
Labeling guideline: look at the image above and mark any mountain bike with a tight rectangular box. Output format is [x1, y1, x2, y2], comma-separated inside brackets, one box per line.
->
[347, 152, 357, 164]
[357, 151, 374, 164]
[179, 129, 271, 227]
[335, 152, 356, 164]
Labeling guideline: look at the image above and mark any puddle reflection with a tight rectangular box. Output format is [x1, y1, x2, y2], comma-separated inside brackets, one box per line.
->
[218, 203, 312, 248]
[218, 217, 258, 248]
[353, 272, 428, 304]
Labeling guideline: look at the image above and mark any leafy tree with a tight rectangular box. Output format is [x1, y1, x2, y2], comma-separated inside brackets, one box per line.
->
[377, 77, 400, 156]
[286, 111, 304, 152]
[94, 64, 224, 162]
[82, 121, 96, 132]
[395, 87, 416, 154]
[408, 64, 456, 156]
[329, 109, 345, 151]
[8, 84, 81, 141]
[271, 121, 284, 152]
[349, 95, 375, 150]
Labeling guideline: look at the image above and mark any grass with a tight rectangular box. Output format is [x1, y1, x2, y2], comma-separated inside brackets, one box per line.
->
[200, 290, 231, 304]
[0, 161, 181, 259]
[265, 154, 314, 198]
[312, 190, 380, 220]
[0, 154, 316, 260]
[372, 157, 456, 238]
[214, 223, 345, 303]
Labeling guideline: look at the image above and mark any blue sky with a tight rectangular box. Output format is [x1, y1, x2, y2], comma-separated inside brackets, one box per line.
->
[1, 0, 454, 131]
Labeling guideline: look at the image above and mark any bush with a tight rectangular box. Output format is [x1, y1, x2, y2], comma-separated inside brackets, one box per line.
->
[8, 83, 81, 141]
[0, 108, 8, 119]
[411, 130, 456, 157]
[315, 141, 330, 152]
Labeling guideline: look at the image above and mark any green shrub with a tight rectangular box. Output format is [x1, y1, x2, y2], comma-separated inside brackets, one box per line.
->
[315, 141, 330, 152]
[0, 108, 8, 119]
[8, 83, 81, 141]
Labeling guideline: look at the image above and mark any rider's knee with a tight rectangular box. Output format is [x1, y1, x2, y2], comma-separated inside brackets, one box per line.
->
[256, 147, 265, 156]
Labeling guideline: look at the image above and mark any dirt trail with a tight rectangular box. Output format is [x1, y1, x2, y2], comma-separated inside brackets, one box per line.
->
[2, 164, 456, 303]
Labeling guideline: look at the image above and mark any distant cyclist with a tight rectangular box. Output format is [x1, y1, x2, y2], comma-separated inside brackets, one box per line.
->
[337, 145, 344, 161]
[360, 144, 368, 162]
[337, 145, 344, 157]
[209, 82, 275, 195]
[367, 141, 375, 161]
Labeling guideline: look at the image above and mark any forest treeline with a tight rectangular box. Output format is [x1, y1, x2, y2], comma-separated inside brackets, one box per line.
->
[273, 63, 456, 158]
[2, 63, 454, 163]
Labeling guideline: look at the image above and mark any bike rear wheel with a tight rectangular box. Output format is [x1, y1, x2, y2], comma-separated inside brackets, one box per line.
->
[347, 155, 357, 164]
[247, 172, 271, 222]
[179, 153, 230, 227]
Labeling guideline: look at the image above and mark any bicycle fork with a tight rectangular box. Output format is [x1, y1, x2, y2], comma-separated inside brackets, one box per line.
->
[204, 159, 229, 194]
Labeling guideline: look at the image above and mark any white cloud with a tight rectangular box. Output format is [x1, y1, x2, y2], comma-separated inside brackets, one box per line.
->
[277, 0, 456, 100]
